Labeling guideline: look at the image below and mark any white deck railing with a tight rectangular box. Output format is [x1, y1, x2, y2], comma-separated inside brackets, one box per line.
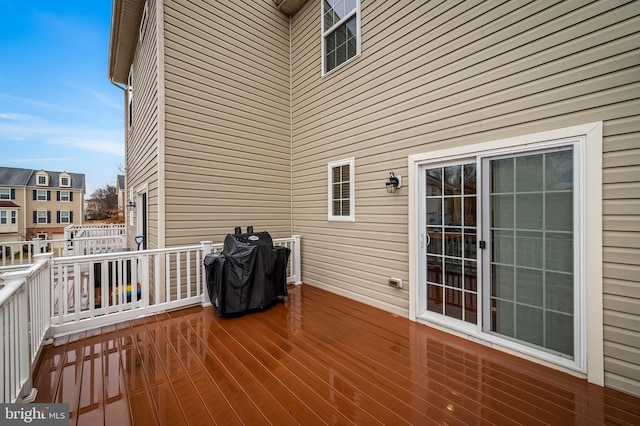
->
[64, 235, 127, 256]
[0, 239, 65, 266]
[64, 223, 126, 239]
[0, 254, 51, 404]
[0, 234, 127, 266]
[0, 235, 301, 403]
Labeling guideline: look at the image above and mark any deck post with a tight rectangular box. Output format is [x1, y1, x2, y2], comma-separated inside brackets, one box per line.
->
[200, 241, 213, 307]
[291, 235, 302, 285]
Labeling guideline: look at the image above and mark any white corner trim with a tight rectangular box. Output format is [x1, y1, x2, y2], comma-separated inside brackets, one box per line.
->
[584, 121, 604, 386]
[156, 0, 166, 249]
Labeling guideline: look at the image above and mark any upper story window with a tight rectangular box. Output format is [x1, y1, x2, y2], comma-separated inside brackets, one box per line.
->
[322, 0, 360, 75]
[59, 173, 71, 187]
[139, 1, 148, 42]
[35, 190, 50, 201]
[127, 67, 134, 128]
[328, 157, 355, 222]
[58, 191, 72, 202]
[36, 172, 49, 186]
[0, 188, 14, 200]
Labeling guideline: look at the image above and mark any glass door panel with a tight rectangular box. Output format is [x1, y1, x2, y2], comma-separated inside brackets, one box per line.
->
[486, 149, 574, 358]
[425, 163, 477, 324]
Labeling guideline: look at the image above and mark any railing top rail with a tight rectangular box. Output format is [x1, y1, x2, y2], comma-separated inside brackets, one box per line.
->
[69, 235, 125, 241]
[0, 264, 32, 273]
[54, 244, 209, 264]
[53, 237, 295, 264]
[0, 276, 25, 308]
[66, 224, 125, 229]
[273, 237, 296, 243]
[0, 238, 66, 245]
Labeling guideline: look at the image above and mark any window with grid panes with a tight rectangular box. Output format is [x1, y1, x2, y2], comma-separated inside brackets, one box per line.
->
[60, 210, 71, 224]
[328, 158, 355, 221]
[37, 210, 48, 224]
[322, 0, 360, 74]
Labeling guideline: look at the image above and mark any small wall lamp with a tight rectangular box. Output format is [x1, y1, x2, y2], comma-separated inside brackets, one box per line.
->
[385, 172, 402, 193]
[126, 199, 136, 212]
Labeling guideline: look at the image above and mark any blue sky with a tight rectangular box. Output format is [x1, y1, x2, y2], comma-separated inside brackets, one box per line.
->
[0, 1, 123, 196]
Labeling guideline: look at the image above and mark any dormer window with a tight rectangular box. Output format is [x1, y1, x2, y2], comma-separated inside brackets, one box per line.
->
[36, 171, 49, 186]
[59, 173, 71, 187]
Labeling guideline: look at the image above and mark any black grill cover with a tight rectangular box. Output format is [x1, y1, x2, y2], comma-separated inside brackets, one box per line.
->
[204, 231, 290, 317]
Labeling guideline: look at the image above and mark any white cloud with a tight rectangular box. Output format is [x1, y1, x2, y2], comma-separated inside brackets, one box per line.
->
[87, 89, 123, 111]
[46, 137, 123, 156]
[0, 119, 123, 157]
[0, 112, 31, 120]
[64, 83, 123, 111]
[0, 93, 86, 114]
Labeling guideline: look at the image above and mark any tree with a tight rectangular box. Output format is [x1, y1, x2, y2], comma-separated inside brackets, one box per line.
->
[87, 184, 119, 221]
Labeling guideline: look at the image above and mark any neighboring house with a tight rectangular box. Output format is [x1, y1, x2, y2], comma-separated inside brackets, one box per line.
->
[0, 167, 86, 241]
[108, 0, 640, 397]
[84, 198, 101, 221]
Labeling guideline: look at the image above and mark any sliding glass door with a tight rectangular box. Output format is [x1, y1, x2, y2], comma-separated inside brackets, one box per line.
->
[484, 149, 574, 357]
[425, 163, 478, 324]
[421, 146, 576, 360]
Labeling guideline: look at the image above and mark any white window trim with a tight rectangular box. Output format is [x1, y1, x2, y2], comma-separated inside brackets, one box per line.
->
[321, 0, 362, 77]
[0, 210, 17, 225]
[36, 210, 48, 224]
[36, 174, 48, 186]
[0, 188, 10, 199]
[408, 122, 603, 385]
[328, 157, 355, 222]
[36, 190, 48, 201]
[60, 210, 71, 224]
[136, 183, 148, 249]
[129, 188, 135, 225]
[59, 175, 71, 187]
[60, 191, 71, 202]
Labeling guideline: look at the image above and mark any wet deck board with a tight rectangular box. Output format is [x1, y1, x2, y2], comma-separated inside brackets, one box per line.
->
[33, 284, 640, 425]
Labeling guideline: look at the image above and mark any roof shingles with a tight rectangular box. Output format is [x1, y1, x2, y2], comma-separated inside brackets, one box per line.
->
[0, 167, 85, 190]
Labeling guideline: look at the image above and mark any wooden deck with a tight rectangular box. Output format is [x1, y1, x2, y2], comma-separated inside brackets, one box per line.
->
[33, 284, 640, 425]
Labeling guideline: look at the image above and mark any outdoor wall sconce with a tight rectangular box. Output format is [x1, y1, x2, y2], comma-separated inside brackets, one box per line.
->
[126, 199, 136, 212]
[385, 172, 402, 193]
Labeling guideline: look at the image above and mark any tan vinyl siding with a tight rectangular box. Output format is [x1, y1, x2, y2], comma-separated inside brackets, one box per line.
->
[603, 113, 640, 396]
[127, 0, 159, 249]
[291, 0, 640, 395]
[162, 0, 292, 246]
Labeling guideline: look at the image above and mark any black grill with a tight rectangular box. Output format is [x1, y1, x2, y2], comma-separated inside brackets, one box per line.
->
[204, 228, 290, 317]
